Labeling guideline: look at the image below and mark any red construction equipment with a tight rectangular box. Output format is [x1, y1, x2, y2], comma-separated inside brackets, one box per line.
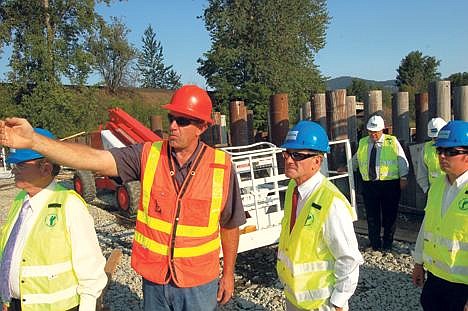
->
[72, 108, 162, 216]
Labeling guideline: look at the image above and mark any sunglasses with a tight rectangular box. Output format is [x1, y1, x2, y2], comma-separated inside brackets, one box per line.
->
[282, 150, 320, 161]
[436, 147, 468, 157]
[167, 114, 200, 127]
[10, 159, 44, 170]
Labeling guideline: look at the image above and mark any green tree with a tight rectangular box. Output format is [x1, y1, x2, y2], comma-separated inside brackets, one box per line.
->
[396, 51, 441, 123]
[164, 68, 182, 90]
[346, 79, 371, 102]
[447, 72, 468, 87]
[18, 83, 103, 137]
[396, 50, 441, 93]
[89, 17, 136, 92]
[347, 78, 393, 126]
[0, 1, 114, 136]
[0, 0, 105, 90]
[135, 25, 182, 90]
[135, 25, 166, 88]
[198, 0, 329, 129]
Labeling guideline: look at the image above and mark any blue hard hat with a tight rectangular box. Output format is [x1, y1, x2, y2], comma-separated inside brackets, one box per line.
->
[6, 128, 56, 164]
[434, 120, 468, 148]
[281, 121, 330, 153]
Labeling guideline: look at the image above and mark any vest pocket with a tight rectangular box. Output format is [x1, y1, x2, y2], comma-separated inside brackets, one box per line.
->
[179, 198, 212, 227]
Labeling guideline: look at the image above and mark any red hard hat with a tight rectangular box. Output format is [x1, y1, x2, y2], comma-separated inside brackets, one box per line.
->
[162, 85, 213, 124]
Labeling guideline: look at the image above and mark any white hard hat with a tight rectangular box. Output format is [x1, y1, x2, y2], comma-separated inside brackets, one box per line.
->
[427, 117, 447, 138]
[366, 115, 385, 131]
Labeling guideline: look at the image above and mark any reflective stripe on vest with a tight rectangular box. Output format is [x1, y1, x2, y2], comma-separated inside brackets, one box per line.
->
[357, 135, 399, 181]
[277, 250, 334, 277]
[423, 231, 468, 252]
[423, 141, 444, 183]
[22, 286, 78, 306]
[0, 185, 80, 310]
[422, 254, 468, 277]
[284, 284, 334, 307]
[141, 142, 162, 217]
[422, 176, 468, 284]
[21, 261, 73, 277]
[133, 232, 221, 258]
[277, 178, 355, 310]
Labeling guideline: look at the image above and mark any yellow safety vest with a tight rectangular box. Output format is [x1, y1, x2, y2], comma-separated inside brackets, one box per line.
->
[422, 176, 468, 284]
[0, 185, 80, 311]
[357, 134, 399, 181]
[423, 141, 444, 185]
[277, 178, 356, 310]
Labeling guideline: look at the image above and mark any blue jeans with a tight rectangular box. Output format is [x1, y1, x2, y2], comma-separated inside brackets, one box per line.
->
[142, 278, 218, 311]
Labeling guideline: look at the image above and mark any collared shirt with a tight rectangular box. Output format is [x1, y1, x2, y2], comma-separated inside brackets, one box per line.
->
[295, 173, 364, 308]
[413, 170, 468, 264]
[9, 181, 107, 311]
[352, 134, 409, 178]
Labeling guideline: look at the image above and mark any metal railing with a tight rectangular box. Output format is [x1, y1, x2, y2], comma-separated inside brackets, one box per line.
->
[0, 147, 12, 179]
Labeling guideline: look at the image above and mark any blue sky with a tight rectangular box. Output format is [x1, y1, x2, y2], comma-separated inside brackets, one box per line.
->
[317, 0, 468, 81]
[1, 0, 467, 86]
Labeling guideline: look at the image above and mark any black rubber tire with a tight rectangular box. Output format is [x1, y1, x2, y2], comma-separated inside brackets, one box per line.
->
[73, 170, 96, 203]
[116, 181, 141, 217]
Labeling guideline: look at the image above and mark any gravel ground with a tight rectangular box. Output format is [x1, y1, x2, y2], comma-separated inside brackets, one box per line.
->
[0, 173, 423, 311]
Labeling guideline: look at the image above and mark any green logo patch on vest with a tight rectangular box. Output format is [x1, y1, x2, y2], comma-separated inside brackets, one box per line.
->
[45, 214, 58, 227]
[304, 214, 315, 226]
[458, 199, 468, 211]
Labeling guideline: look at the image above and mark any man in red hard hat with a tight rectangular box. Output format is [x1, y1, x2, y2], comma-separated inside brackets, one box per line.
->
[0, 85, 246, 311]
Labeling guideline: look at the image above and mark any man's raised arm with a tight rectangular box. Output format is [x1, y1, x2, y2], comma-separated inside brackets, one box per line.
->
[0, 117, 118, 176]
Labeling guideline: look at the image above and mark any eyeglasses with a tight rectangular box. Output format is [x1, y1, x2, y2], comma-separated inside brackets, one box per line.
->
[436, 147, 468, 157]
[10, 159, 43, 170]
[167, 114, 200, 127]
[282, 150, 320, 161]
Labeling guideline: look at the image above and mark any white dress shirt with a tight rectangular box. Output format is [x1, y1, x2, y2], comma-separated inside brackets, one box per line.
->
[295, 173, 364, 309]
[415, 141, 432, 193]
[413, 170, 468, 264]
[9, 181, 107, 311]
[352, 134, 409, 178]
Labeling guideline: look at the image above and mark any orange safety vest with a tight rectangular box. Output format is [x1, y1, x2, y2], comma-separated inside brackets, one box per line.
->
[131, 140, 232, 287]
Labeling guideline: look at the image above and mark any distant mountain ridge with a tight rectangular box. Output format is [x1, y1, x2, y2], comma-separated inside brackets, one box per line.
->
[326, 76, 397, 91]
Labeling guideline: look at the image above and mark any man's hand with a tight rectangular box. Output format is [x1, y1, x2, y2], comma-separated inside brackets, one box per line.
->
[336, 166, 347, 173]
[412, 263, 425, 287]
[400, 178, 408, 190]
[217, 272, 234, 305]
[218, 226, 239, 305]
[0, 118, 35, 149]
